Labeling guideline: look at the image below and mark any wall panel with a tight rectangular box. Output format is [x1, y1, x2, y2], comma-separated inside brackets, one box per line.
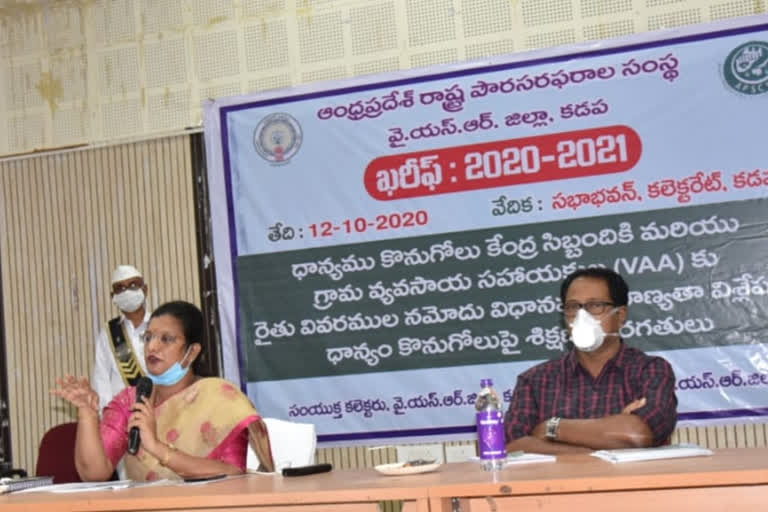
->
[0, 133, 200, 472]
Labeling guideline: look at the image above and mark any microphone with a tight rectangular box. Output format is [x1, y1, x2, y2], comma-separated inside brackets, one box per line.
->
[128, 377, 153, 455]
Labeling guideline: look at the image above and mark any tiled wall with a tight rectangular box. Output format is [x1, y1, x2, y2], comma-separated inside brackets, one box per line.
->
[0, 0, 765, 156]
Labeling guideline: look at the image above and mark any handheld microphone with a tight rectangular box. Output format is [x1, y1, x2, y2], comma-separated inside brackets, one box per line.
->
[127, 377, 153, 455]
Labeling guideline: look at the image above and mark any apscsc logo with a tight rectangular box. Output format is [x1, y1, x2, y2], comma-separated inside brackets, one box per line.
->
[723, 40, 768, 95]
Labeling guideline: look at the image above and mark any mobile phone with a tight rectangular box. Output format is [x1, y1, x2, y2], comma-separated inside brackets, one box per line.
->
[183, 473, 228, 483]
[281, 463, 333, 477]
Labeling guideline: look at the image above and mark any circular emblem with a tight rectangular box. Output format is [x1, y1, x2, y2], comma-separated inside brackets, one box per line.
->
[253, 113, 303, 163]
[723, 41, 768, 95]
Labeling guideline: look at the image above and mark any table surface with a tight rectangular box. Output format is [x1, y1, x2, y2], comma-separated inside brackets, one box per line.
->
[2, 447, 767, 511]
[423, 447, 768, 498]
[0, 467, 432, 512]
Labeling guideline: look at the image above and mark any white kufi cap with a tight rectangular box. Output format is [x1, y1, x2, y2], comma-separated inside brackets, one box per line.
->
[111, 265, 142, 285]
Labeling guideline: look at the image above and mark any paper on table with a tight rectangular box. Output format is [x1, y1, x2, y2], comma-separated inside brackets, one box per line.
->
[469, 452, 556, 466]
[504, 452, 557, 466]
[591, 443, 713, 464]
[13, 479, 175, 494]
[13, 480, 132, 494]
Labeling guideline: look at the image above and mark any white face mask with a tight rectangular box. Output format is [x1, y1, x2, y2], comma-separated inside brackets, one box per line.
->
[569, 308, 619, 352]
[112, 289, 145, 313]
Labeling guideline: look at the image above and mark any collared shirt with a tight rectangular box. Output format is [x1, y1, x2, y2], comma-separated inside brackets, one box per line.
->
[91, 310, 150, 412]
[504, 342, 678, 445]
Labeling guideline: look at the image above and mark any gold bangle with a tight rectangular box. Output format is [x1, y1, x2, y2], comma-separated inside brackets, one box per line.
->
[161, 444, 175, 466]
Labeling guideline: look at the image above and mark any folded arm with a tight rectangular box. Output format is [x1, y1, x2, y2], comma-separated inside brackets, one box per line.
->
[504, 357, 677, 454]
[506, 436, 590, 454]
[506, 399, 650, 454]
[552, 402, 654, 449]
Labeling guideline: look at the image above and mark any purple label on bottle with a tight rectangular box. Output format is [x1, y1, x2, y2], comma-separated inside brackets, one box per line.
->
[476, 410, 506, 460]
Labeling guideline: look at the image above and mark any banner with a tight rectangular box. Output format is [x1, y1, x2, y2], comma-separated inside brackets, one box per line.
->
[204, 16, 768, 442]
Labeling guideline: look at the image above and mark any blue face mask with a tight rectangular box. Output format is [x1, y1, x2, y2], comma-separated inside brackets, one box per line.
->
[148, 346, 193, 386]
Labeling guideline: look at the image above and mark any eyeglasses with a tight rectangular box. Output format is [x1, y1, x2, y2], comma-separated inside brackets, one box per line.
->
[113, 280, 144, 294]
[562, 301, 615, 316]
[141, 331, 179, 345]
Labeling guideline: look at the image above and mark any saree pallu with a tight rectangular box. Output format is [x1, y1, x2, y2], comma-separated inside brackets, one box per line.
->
[100, 377, 259, 481]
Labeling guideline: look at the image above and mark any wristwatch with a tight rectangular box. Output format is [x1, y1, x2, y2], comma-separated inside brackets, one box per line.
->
[545, 416, 561, 441]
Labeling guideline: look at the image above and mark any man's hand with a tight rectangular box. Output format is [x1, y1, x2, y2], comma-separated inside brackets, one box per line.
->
[531, 418, 548, 440]
[622, 397, 647, 414]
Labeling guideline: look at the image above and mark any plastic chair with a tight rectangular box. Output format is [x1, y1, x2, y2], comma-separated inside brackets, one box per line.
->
[247, 418, 317, 472]
[35, 422, 82, 483]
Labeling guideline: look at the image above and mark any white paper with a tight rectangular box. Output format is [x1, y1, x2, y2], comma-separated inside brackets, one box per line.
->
[12, 479, 175, 494]
[469, 452, 557, 466]
[591, 443, 713, 464]
[504, 452, 557, 466]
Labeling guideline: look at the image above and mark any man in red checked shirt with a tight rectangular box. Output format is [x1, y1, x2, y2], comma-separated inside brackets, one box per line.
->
[504, 268, 678, 454]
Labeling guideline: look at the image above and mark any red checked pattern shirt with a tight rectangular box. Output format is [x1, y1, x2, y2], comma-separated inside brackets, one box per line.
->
[504, 342, 678, 445]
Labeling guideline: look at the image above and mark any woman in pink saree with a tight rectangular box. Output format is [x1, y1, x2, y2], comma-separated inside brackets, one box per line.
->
[53, 301, 274, 481]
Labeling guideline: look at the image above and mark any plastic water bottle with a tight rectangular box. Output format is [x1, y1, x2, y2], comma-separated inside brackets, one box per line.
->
[475, 378, 506, 471]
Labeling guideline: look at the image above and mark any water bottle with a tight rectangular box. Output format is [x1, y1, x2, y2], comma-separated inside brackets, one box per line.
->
[475, 378, 506, 471]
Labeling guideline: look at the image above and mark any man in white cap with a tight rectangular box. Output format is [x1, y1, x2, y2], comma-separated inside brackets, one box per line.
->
[91, 265, 151, 412]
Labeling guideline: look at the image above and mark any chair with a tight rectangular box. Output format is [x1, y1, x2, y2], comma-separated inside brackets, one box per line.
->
[35, 422, 82, 483]
[247, 418, 317, 472]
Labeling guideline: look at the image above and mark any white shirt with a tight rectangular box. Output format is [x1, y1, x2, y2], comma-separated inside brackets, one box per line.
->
[91, 310, 150, 412]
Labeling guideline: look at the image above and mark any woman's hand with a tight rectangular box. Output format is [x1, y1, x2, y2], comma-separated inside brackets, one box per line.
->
[51, 376, 99, 415]
[126, 399, 160, 456]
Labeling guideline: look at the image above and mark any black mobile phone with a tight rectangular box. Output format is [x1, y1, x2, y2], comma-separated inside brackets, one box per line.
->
[281, 463, 333, 477]
[183, 473, 228, 483]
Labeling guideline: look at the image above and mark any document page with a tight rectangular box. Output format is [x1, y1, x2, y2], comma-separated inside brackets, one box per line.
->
[591, 443, 713, 464]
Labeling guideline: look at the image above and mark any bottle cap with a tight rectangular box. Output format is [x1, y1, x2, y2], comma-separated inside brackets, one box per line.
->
[480, 378, 493, 387]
